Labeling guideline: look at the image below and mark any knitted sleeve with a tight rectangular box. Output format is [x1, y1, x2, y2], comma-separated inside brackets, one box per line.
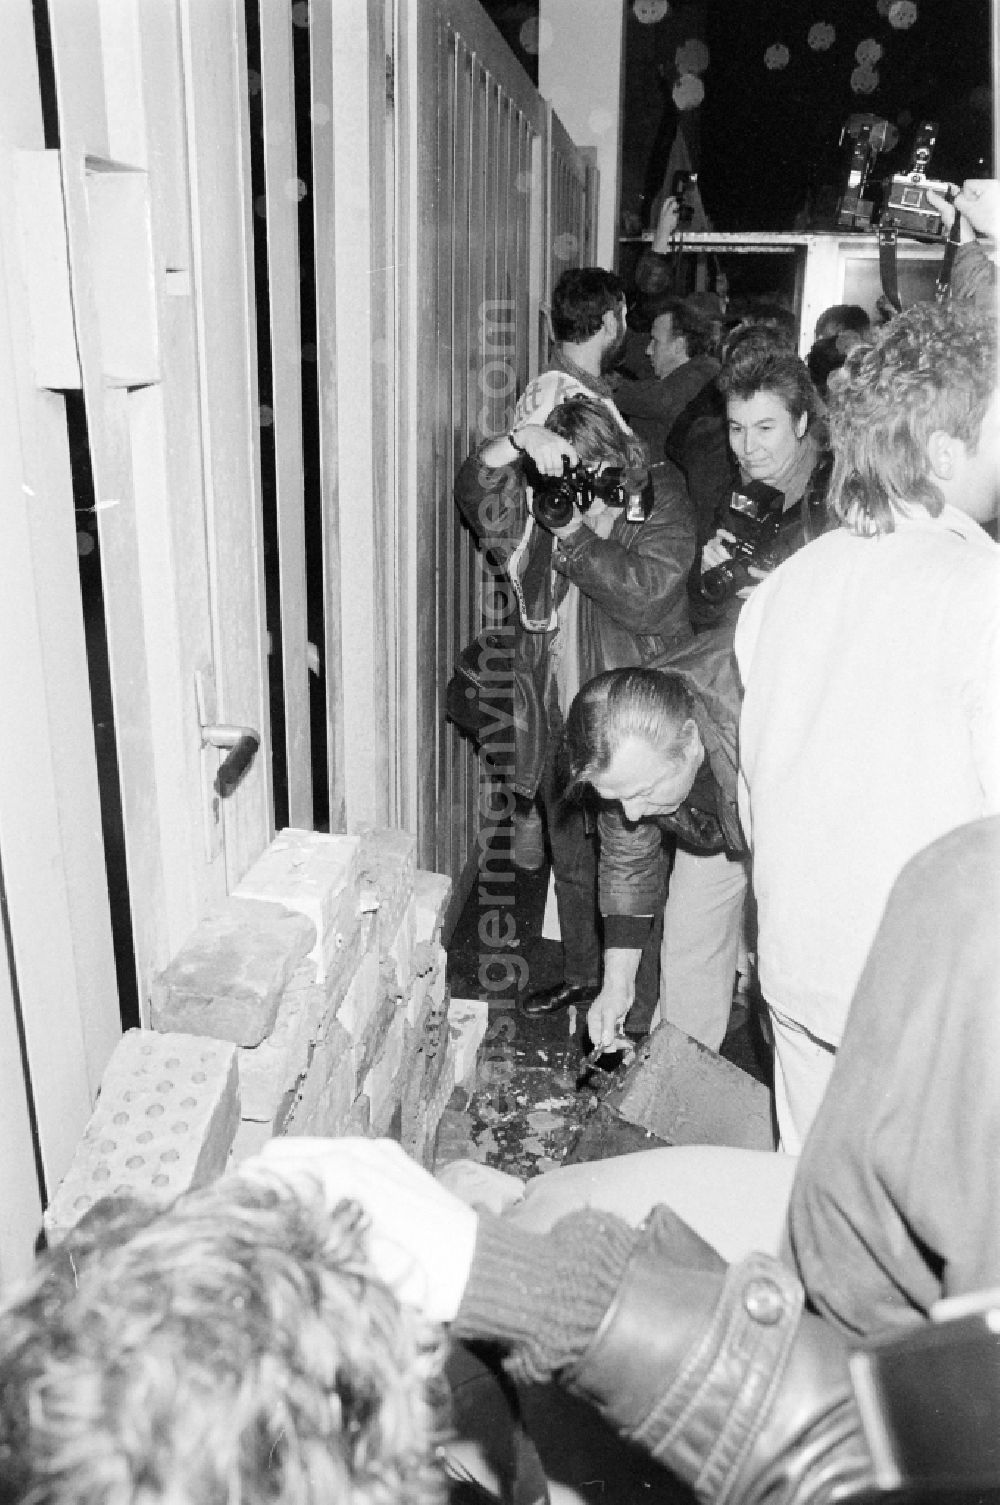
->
[452, 1208, 640, 1385]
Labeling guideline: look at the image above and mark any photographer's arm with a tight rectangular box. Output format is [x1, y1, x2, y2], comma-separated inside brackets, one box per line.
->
[926, 180, 997, 310]
[952, 243, 997, 308]
[635, 197, 681, 299]
[481, 425, 577, 476]
[553, 470, 697, 633]
[929, 178, 1000, 240]
[455, 427, 581, 561]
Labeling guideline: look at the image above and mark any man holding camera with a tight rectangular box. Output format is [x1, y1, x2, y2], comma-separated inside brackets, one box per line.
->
[455, 390, 696, 1021]
[735, 299, 1000, 1152]
[455, 263, 700, 1022]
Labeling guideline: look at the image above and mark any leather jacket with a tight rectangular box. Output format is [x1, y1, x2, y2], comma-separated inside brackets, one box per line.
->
[597, 627, 744, 925]
[689, 439, 834, 634]
[454, 451, 697, 798]
[564, 1205, 877, 1505]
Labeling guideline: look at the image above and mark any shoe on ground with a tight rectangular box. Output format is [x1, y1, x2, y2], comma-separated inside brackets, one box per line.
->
[521, 980, 599, 1017]
[512, 806, 546, 871]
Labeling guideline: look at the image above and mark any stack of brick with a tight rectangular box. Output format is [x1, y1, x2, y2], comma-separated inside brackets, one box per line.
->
[44, 828, 488, 1242]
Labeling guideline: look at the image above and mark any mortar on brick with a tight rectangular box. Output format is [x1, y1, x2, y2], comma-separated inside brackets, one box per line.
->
[333, 946, 382, 1040]
[318, 910, 374, 1023]
[150, 897, 316, 1046]
[229, 1118, 274, 1166]
[44, 1030, 239, 1242]
[282, 1018, 357, 1137]
[353, 987, 403, 1087]
[404, 1044, 456, 1167]
[406, 945, 446, 1026]
[402, 987, 452, 1128]
[362, 1010, 408, 1136]
[345, 1095, 371, 1136]
[383, 895, 418, 993]
[238, 959, 324, 1124]
[235, 828, 362, 984]
[448, 997, 490, 1091]
[414, 869, 452, 944]
[357, 827, 417, 954]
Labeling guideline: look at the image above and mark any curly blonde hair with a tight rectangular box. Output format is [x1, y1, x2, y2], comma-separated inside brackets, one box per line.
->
[0, 1174, 448, 1505]
[545, 393, 650, 492]
[827, 300, 998, 536]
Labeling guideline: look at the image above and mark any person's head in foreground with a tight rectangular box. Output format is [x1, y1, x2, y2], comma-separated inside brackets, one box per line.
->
[0, 1173, 446, 1505]
[565, 667, 702, 823]
[828, 298, 1000, 537]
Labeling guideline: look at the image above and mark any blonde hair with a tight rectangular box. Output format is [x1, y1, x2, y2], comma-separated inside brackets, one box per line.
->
[0, 1175, 447, 1505]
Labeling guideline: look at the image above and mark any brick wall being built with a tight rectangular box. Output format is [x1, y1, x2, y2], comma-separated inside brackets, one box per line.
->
[45, 828, 487, 1243]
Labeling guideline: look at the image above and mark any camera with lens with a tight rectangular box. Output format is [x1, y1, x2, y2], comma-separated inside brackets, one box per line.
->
[672, 169, 698, 227]
[527, 454, 652, 531]
[698, 480, 785, 604]
[836, 113, 892, 230]
[882, 119, 952, 241]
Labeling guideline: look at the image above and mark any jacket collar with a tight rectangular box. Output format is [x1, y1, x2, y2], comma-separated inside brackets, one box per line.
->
[891, 502, 997, 549]
[550, 345, 616, 401]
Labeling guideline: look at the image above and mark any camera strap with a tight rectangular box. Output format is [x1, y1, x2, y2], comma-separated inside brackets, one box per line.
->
[877, 225, 903, 312]
[878, 213, 963, 312]
[934, 214, 963, 302]
[507, 511, 558, 633]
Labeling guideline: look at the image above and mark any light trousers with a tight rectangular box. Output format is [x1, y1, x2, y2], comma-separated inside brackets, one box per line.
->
[656, 848, 749, 1051]
[767, 1003, 838, 1154]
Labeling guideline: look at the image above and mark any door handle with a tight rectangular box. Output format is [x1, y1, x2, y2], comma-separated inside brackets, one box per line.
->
[200, 723, 260, 797]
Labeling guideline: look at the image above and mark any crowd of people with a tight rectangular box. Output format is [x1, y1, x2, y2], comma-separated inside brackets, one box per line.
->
[458, 177, 999, 1103]
[1, 180, 998, 1505]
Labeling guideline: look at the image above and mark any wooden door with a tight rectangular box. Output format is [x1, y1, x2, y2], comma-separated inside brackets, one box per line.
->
[0, 0, 273, 1287]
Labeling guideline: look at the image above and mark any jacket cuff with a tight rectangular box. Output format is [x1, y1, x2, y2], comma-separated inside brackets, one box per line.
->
[453, 1209, 640, 1386]
[564, 1212, 875, 1505]
[632, 1253, 806, 1502]
[565, 1216, 801, 1503]
[603, 913, 655, 949]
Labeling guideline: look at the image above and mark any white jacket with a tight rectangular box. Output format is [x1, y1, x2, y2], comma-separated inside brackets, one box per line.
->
[735, 507, 1000, 1043]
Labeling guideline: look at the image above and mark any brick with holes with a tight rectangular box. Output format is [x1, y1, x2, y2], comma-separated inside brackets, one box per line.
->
[43, 1029, 239, 1242]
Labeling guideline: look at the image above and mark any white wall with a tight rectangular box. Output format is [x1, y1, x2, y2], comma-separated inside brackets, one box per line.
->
[538, 0, 625, 269]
